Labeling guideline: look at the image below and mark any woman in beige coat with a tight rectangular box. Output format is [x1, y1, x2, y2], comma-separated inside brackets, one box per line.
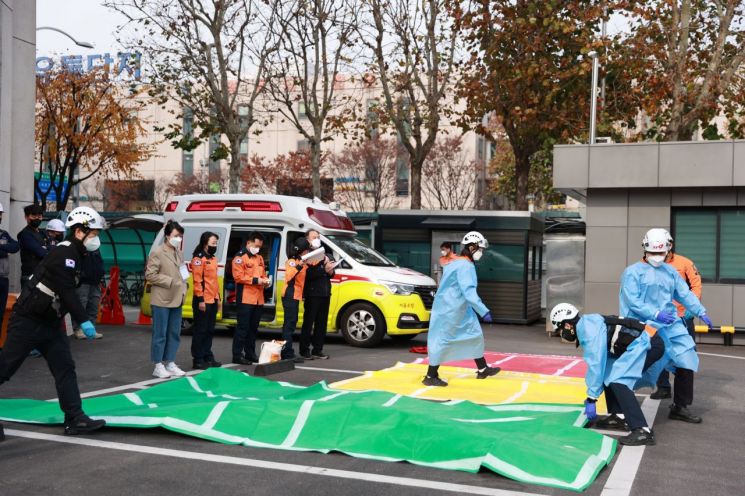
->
[145, 220, 187, 378]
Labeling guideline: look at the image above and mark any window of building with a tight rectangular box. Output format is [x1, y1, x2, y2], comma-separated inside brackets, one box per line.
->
[298, 101, 307, 119]
[182, 107, 194, 176]
[366, 99, 379, 139]
[672, 208, 745, 283]
[297, 139, 311, 152]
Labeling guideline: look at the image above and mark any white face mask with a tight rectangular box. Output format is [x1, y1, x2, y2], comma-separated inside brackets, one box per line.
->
[647, 254, 665, 267]
[310, 238, 321, 249]
[168, 236, 182, 249]
[249, 246, 260, 255]
[440, 250, 448, 257]
[472, 250, 483, 261]
[84, 235, 101, 252]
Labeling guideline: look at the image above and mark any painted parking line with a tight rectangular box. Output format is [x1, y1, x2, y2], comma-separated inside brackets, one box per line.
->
[600, 397, 661, 496]
[698, 352, 745, 361]
[5, 428, 541, 496]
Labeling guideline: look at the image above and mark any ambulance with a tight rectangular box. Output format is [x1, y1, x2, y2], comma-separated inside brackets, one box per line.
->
[141, 194, 437, 347]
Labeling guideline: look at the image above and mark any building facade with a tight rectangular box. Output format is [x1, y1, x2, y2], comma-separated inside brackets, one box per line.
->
[554, 140, 745, 328]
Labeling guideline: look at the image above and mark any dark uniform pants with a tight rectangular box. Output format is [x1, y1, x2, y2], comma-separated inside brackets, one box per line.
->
[0, 276, 8, 346]
[281, 297, 299, 359]
[300, 296, 330, 355]
[604, 333, 666, 430]
[0, 313, 84, 421]
[233, 303, 262, 360]
[191, 302, 218, 363]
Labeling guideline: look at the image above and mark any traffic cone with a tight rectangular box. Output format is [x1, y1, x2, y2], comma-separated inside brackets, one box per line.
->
[98, 266, 125, 325]
[134, 310, 152, 325]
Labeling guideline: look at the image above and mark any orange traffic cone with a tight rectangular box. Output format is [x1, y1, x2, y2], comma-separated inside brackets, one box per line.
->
[134, 310, 152, 325]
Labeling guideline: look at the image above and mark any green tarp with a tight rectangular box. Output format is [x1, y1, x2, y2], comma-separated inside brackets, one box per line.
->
[0, 368, 615, 492]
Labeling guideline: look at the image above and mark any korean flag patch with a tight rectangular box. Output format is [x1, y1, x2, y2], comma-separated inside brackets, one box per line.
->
[193, 259, 202, 266]
[65, 258, 76, 268]
[234, 258, 242, 264]
[289, 261, 296, 267]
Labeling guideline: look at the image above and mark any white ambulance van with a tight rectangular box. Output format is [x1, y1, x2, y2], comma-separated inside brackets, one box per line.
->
[141, 194, 437, 347]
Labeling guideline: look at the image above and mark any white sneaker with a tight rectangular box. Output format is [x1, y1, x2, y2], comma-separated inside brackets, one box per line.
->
[74, 329, 86, 340]
[165, 362, 186, 377]
[153, 363, 171, 379]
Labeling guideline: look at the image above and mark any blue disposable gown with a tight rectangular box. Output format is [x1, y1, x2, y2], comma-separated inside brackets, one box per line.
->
[619, 261, 705, 372]
[578, 314, 652, 399]
[427, 258, 489, 366]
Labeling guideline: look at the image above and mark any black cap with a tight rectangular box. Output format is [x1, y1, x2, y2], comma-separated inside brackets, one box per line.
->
[293, 237, 311, 255]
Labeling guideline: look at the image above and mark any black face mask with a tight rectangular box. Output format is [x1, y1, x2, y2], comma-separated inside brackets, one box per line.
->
[29, 219, 42, 228]
[207, 246, 217, 256]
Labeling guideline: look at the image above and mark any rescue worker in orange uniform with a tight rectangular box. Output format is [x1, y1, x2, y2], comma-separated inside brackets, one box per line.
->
[281, 237, 311, 363]
[439, 241, 457, 267]
[651, 232, 703, 399]
[231, 232, 270, 365]
[190, 231, 222, 370]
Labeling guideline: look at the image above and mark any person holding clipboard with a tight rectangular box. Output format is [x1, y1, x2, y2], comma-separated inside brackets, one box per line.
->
[299, 229, 336, 360]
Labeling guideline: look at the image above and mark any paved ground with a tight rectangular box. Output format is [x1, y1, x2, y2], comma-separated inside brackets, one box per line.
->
[2, 309, 744, 496]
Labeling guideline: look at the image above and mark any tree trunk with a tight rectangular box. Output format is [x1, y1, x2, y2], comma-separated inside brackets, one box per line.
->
[311, 139, 322, 199]
[514, 150, 530, 211]
[410, 154, 423, 210]
[229, 139, 242, 194]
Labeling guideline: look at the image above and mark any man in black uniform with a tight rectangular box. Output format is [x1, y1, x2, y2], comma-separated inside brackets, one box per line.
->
[300, 229, 335, 360]
[0, 206, 107, 441]
[17, 204, 49, 289]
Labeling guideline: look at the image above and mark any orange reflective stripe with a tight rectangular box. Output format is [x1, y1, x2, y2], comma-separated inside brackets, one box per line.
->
[644, 324, 657, 337]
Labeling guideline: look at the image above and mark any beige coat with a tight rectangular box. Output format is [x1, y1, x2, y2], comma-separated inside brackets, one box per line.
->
[145, 243, 186, 308]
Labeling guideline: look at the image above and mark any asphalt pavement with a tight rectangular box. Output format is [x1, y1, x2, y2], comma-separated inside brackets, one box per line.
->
[1, 310, 744, 496]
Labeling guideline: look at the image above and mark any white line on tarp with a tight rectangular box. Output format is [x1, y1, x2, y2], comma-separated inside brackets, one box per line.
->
[600, 397, 661, 496]
[552, 359, 583, 376]
[4, 429, 541, 496]
[294, 366, 364, 374]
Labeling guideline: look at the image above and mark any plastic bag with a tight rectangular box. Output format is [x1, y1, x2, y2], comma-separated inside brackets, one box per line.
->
[259, 340, 286, 364]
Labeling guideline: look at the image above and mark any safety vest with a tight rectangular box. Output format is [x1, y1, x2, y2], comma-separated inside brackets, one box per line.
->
[232, 249, 266, 305]
[282, 257, 306, 301]
[192, 251, 220, 304]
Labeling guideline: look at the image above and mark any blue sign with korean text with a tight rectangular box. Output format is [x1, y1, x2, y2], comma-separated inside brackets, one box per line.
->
[36, 52, 142, 79]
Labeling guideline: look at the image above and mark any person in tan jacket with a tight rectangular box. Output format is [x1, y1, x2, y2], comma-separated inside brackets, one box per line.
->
[146, 220, 187, 379]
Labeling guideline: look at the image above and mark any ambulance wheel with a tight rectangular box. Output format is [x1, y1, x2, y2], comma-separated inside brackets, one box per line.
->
[181, 318, 194, 336]
[340, 303, 386, 348]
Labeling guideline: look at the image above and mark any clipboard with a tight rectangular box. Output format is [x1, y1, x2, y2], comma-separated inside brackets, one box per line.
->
[301, 247, 326, 264]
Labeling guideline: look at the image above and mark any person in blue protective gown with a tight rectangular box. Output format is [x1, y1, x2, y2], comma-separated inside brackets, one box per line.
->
[620, 228, 713, 424]
[550, 303, 665, 446]
[423, 231, 501, 387]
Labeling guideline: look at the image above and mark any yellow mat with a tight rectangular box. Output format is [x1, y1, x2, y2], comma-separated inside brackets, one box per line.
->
[331, 362, 607, 413]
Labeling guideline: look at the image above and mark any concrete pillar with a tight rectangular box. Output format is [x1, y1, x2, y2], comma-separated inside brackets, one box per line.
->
[0, 0, 36, 292]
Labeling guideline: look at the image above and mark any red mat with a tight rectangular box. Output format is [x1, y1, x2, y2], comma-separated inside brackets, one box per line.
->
[413, 351, 587, 378]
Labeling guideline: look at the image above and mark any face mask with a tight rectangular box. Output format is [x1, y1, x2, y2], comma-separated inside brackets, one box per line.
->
[310, 238, 321, 249]
[84, 235, 101, 252]
[207, 246, 217, 256]
[440, 250, 448, 257]
[169, 236, 182, 249]
[472, 250, 483, 261]
[647, 254, 665, 267]
[29, 219, 42, 228]
[249, 246, 260, 255]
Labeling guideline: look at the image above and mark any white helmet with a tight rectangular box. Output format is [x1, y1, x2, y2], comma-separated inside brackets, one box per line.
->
[65, 206, 106, 230]
[642, 228, 671, 252]
[462, 231, 488, 249]
[46, 219, 66, 232]
[550, 303, 580, 331]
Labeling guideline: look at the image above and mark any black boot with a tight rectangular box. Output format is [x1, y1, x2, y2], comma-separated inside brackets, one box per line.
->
[594, 413, 628, 431]
[476, 366, 501, 379]
[193, 360, 211, 370]
[669, 404, 702, 423]
[619, 428, 656, 446]
[650, 387, 671, 400]
[0, 422, 5, 442]
[422, 376, 448, 387]
[64, 414, 106, 435]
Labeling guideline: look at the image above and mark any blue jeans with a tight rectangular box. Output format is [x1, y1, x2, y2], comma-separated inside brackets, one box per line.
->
[151, 305, 182, 363]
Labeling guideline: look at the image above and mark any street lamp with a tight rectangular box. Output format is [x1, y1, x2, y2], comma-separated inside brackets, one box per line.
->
[588, 50, 599, 144]
[36, 26, 94, 49]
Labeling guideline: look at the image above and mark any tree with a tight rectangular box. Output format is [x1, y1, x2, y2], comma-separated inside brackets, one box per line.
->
[166, 170, 228, 196]
[459, 0, 605, 210]
[361, 0, 462, 209]
[264, 0, 359, 199]
[328, 137, 398, 212]
[35, 67, 154, 211]
[616, 1, 745, 140]
[108, 0, 279, 193]
[241, 151, 334, 201]
[421, 136, 477, 210]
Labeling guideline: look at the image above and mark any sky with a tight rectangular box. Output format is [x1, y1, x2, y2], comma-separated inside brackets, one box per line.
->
[36, 0, 130, 57]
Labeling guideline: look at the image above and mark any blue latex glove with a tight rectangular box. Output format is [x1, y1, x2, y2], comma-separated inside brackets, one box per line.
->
[80, 321, 97, 340]
[700, 314, 713, 329]
[655, 310, 676, 325]
[584, 399, 597, 421]
[482, 311, 493, 323]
